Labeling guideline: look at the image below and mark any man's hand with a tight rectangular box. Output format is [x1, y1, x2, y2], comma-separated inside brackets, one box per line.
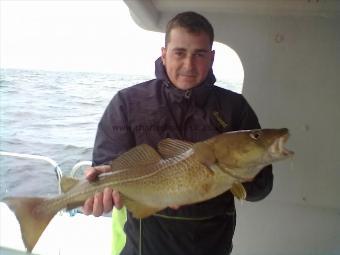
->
[82, 165, 123, 217]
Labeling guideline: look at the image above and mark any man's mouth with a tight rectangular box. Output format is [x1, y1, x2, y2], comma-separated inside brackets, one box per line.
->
[179, 73, 196, 78]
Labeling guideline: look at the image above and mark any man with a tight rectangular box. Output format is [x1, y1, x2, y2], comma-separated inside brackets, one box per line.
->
[83, 11, 273, 255]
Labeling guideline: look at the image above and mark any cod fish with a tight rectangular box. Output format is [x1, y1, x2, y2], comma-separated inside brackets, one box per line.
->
[3, 128, 293, 252]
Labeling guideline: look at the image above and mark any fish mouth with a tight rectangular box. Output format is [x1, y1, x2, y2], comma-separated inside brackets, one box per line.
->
[269, 133, 294, 158]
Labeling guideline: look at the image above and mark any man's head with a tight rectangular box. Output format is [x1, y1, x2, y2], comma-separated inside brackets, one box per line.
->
[161, 12, 215, 90]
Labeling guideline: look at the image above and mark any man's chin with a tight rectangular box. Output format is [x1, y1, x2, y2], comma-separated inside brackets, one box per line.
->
[173, 80, 200, 90]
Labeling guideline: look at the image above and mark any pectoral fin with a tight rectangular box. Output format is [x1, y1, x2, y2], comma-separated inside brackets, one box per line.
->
[192, 142, 216, 174]
[230, 182, 247, 200]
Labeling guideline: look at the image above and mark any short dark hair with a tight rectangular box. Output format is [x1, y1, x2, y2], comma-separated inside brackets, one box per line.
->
[165, 11, 214, 47]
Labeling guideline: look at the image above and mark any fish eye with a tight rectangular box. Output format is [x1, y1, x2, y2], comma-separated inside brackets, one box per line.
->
[249, 131, 262, 140]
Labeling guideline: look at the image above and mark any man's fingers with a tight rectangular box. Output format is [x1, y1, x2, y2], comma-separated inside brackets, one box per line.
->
[83, 197, 94, 215]
[93, 192, 104, 217]
[113, 190, 123, 209]
[83, 165, 121, 216]
[103, 188, 114, 213]
[94, 165, 112, 173]
[85, 165, 112, 182]
[85, 169, 98, 182]
[82, 190, 123, 216]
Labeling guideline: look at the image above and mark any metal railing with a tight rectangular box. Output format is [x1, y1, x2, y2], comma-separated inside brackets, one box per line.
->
[0, 151, 92, 195]
[0, 151, 117, 218]
[0, 151, 63, 194]
[70, 160, 92, 177]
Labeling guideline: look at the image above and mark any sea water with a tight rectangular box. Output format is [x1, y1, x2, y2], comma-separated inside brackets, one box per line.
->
[0, 68, 240, 199]
[0, 68, 149, 199]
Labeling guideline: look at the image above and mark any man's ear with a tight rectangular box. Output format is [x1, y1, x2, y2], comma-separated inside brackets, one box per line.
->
[161, 47, 167, 65]
[210, 50, 215, 66]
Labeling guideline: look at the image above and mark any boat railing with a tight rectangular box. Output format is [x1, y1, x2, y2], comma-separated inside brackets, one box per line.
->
[0, 151, 92, 194]
[0, 153, 112, 254]
[0, 151, 64, 194]
[69, 160, 92, 177]
[0, 151, 111, 216]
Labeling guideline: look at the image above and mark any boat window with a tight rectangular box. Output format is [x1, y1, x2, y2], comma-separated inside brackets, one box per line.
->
[213, 42, 244, 93]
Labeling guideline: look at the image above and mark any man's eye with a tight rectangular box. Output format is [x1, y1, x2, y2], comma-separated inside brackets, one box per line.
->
[194, 53, 205, 57]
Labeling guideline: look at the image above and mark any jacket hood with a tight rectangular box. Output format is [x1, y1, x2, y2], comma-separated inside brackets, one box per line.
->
[154, 57, 216, 106]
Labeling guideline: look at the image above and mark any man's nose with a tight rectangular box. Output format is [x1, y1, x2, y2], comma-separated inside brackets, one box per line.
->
[183, 55, 195, 69]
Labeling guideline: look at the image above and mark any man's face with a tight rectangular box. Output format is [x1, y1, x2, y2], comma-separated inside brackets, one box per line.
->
[161, 27, 215, 90]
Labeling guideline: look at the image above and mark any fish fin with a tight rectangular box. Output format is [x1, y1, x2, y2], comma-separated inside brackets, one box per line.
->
[192, 142, 216, 166]
[3, 196, 58, 253]
[122, 196, 162, 219]
[157, 138, 193, 158]
[111, 144, 161, 171]
[209, 163, 224, 174]
[60, 176, 80, 193]
[230, 182, 247, 200]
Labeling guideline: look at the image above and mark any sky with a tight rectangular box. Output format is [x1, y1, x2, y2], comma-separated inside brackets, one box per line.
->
[0, 0, 243, 81]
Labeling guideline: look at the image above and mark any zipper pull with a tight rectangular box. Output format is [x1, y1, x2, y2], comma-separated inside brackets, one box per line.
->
[184, 90, 192, 99]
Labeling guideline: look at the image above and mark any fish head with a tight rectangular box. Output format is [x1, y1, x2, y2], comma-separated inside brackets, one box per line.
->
[212, 128, 294, 170]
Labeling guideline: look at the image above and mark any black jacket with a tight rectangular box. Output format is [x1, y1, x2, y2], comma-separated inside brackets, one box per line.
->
[92, 58, 273, 255]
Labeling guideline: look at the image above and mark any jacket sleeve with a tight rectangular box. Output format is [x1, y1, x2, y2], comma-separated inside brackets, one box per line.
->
[92, 92, 135, 166]
[236, 96, 274, 201]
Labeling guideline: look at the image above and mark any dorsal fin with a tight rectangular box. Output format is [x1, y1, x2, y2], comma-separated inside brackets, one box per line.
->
[60, 176, 80, 193]
[111, 144, 161, 171]
[157, 138, 193, 158]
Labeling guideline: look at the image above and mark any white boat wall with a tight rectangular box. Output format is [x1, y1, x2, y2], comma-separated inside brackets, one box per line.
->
[123, 0, 340, 254]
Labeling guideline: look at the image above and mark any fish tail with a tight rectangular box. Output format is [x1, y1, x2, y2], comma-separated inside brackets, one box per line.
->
[3, 196, 58, 253]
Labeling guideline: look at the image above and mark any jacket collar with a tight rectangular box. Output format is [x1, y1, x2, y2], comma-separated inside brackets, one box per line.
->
[154, 57, 216, 106]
